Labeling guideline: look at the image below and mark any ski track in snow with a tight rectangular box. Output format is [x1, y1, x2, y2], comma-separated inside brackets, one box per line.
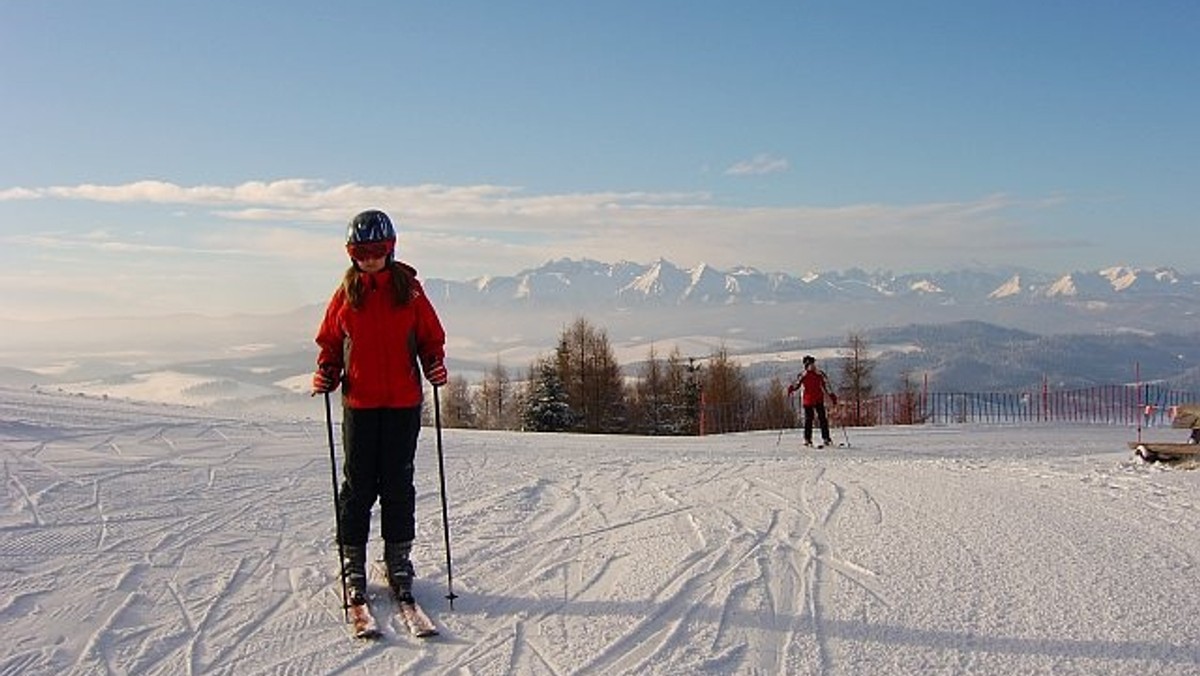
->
[2, 387, 1199, 675]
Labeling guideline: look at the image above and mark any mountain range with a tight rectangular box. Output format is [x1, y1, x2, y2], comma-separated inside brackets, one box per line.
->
[4, 259, 1199, 414]
[428, 257, 1200, 308]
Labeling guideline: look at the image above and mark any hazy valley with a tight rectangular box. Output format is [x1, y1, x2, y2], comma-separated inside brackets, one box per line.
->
[4, 259, 1199, 417]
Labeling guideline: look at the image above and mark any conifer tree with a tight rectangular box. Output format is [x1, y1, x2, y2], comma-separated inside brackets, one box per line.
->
[523, 358, 576, 432]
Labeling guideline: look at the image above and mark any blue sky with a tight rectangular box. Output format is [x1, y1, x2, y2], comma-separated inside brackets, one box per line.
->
[1, 1, 1197, 320]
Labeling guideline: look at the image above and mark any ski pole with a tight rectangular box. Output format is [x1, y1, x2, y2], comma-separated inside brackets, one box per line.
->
[432, 386, 459, 609]
[323, 392, 349, 621]
[778, 392, 795, 445]
[776, 398, 785, 445]
[828, 394, 849, 447]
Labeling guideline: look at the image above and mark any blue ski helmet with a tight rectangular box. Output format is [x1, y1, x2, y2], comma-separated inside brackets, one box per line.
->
[346, 209, 396, 244]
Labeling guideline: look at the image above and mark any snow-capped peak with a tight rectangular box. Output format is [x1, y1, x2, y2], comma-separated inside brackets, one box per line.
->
[989, 274, 1022, 299]
[1044, 275, 1078, 297]
[1099, 266, 1139, 292]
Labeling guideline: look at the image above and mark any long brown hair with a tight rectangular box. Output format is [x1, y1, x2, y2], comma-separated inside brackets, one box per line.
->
[342, 261, 415, 309]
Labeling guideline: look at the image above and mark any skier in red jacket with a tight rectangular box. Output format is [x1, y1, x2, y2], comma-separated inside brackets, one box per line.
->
[787, 355, 838, 448]
[312, 209, 447, 605]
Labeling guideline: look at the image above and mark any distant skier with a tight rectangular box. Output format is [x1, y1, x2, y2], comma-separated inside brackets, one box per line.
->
[312, 209, 448, 606]
[787, 355, 838, 448]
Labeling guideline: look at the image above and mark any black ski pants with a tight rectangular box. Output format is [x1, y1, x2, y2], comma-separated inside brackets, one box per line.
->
[338, 406, 421, 546]
[803, 403, 832, 444]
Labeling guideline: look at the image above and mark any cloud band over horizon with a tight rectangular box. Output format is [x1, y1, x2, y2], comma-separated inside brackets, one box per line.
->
[0, 176, 1096, 320]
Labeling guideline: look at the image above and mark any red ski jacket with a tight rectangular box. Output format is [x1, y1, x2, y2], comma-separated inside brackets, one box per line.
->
[792, 368, 834, 407]
[315, 265, 445, 409]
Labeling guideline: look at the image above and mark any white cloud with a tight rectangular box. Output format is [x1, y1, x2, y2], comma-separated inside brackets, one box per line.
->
[0, 180, 1049, 258]
[724, 153, 790, 176]
[0, 187, 40, 200]
[0, 178, 1084, 319]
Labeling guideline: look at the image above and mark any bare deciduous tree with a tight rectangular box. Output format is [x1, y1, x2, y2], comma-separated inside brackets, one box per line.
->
[700, 346, 753, 434]
[556, 317, 626, 433]
[438, 375, 476, 428]
[838, 333, 877, 426]
[474, 358, 516, 430]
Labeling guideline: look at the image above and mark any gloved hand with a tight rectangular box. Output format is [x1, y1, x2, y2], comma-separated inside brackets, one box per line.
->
[424, 357, 448, 387]
[786, 384, 798, 396]
[312, 365, 341, 394]
[829, 393, 839, 406]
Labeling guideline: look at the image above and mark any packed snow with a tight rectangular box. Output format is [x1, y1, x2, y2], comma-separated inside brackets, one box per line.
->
[2, 386, 1198, 675]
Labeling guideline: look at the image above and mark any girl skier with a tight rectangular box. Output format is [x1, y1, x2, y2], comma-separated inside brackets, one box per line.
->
[312, 209, 447, 605]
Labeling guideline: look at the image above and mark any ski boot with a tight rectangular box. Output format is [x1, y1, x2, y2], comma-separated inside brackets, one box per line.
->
[385, 540, 415, 601]
[341, 545, 368, 606]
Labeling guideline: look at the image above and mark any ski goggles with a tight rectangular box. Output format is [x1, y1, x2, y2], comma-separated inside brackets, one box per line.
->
[347, 240, 394, 261]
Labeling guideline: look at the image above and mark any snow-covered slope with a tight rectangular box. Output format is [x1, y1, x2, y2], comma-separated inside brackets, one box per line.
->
[3, 388, 1198, 675]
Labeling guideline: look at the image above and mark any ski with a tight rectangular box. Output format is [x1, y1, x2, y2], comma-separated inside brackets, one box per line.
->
[348, 598, 383, 639]
[332, 585, 382, 639]
[368, 560, 440, 638]
[396, 594, 439, 638]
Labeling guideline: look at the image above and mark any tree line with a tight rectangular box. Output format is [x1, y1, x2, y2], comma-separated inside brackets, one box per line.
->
[431, 317, 906, 435]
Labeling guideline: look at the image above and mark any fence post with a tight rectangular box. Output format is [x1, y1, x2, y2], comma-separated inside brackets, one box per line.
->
[1041, 376, 1048, 423]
